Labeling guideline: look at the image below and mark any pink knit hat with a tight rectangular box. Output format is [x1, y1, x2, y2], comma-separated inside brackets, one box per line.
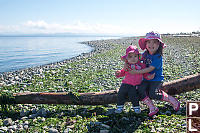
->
[121, 45, 140, 59]
[138, 31, 166, 50]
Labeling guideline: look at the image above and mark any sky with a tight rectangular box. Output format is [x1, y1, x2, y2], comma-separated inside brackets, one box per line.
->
[0, 0, 199, 35]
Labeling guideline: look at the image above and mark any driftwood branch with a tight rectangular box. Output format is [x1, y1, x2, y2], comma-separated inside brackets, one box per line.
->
[1, 73, 200, 105]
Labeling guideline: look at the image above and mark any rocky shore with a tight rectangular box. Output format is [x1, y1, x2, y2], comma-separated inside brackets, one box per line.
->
[0, 36, 200, 132]
[0, 37, 136, 88]
[0, 37, 138, 132]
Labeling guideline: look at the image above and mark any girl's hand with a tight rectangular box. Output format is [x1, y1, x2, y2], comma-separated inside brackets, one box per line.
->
[147, 73, 155, 80]
[115, 70, 121, 76]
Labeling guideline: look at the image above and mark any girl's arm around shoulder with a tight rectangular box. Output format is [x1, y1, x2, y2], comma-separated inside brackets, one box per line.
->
[140, 62, 155, 80]
[129, 62, 155, 74]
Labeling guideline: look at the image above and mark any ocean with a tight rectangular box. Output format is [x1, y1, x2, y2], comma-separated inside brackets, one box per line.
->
[0, 36, 119, 73]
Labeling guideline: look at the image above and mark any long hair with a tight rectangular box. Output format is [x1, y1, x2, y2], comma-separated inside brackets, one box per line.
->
[155, 43, 163, 56]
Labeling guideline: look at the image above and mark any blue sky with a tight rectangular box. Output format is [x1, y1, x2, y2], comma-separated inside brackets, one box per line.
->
[0, 0, 199, 35]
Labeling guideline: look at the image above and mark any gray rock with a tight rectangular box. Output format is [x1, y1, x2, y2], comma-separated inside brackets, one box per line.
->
[43, 126, 48, 129]
[37, 108, 47, 117]
[3, 118, 13, 126]
[21, 116, 28, 120]
[20, 110, 30, 117]
[63, 128, 72, 133]
[8, 125, 17, 131]
[176, 110, 182, 115]
[24, 121, 29, 125]
[105, 109, 115, 115]
[29, 113, 38, 119]
[165, 111, 172, 115]
[17, 124, 23, 129]
[0, 129, 5, 133]
[31, 108, 38, 114]
[101, 124, 110, 129]
[8, 129, 14, 133]
[100, 130, 109, 133]
[0, 127, 8, 132]
[23, 125, 29, 130]
[40, 117, 46, 122]
[49, 128, 59, 133]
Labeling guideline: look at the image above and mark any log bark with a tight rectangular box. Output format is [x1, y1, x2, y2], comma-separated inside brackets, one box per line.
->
[2, 73, 200, 105]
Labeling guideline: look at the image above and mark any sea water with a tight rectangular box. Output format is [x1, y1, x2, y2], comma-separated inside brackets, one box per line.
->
[0, 36, 119, 73]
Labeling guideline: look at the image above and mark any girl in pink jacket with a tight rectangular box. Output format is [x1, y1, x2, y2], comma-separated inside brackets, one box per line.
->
[115, 45, 158, 116]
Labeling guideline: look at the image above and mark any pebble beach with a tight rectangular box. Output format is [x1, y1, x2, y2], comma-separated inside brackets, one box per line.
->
[0, 36, 200, 132]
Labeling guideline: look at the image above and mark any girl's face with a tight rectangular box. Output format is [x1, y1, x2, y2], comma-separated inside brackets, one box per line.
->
[146, 39, 160, 55]
[127, 52, 138, 64]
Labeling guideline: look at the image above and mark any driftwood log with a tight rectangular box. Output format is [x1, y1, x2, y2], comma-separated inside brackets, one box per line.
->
[1, 73, 200, 105]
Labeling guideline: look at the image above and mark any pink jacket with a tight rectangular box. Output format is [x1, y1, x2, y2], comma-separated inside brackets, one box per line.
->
[116, 61, 150, 86]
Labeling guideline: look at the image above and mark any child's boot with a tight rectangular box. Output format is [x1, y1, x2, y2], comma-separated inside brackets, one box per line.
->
[133, 106, 141, 114]
[115, 105, 124, 113]
[142, 96, 159, 117]
[161, 90, 180, 111]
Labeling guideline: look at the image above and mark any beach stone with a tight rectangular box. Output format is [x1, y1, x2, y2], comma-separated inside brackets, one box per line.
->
[37, 108, 47, 117]
[100, 130, 109, 133]
[24, 121, 29, 125]
[101, 124, 110, 129]
[20, 110, 30, 117]
[63, 128, 72, 133]
[31, 108, 38, 114]
[91, 121, 102, 126]
[64, 69, 70, 73]
[49, 128, 58, 133]
[43, 126, 48, 129]
[18, 127, 24, 131]
[38, 117, 46, 122]
[0, 127, 8, 132]
[176, 110, 182, 115]
[29, 114, 38, 119]
[17, 124, 23, 129]
[21, 116, 28, 120]
[8, 125, 17, 131]
[3, 118, 13, 126]
[165, 111, 172, 115]
[151, 126, 156, 132]
[23, 125, 29, 130]
[105, 109, 115, 115]
[121, 117, 129, 121]
[15, 76, 20, 80]
[8, 129, 14, 133]
[33, 118, 37, 123]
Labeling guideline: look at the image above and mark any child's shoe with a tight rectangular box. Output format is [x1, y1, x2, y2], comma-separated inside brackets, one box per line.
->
[161, 90, 180, 111]
[142, 96, 159, 117]
[133, 106, 141, 114]
[115, 105, 123, 113]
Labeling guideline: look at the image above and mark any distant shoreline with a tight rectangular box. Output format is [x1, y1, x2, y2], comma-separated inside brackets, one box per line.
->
[0, 33, 122, 38]
[0, 36, 123, 73]
[0, 36, 132, 87]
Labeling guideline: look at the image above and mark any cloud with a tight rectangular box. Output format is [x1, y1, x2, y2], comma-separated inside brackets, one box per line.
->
[24, 20, 49, 29]
[0, 20, 130, 35]
[1, 20, 198, 35]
